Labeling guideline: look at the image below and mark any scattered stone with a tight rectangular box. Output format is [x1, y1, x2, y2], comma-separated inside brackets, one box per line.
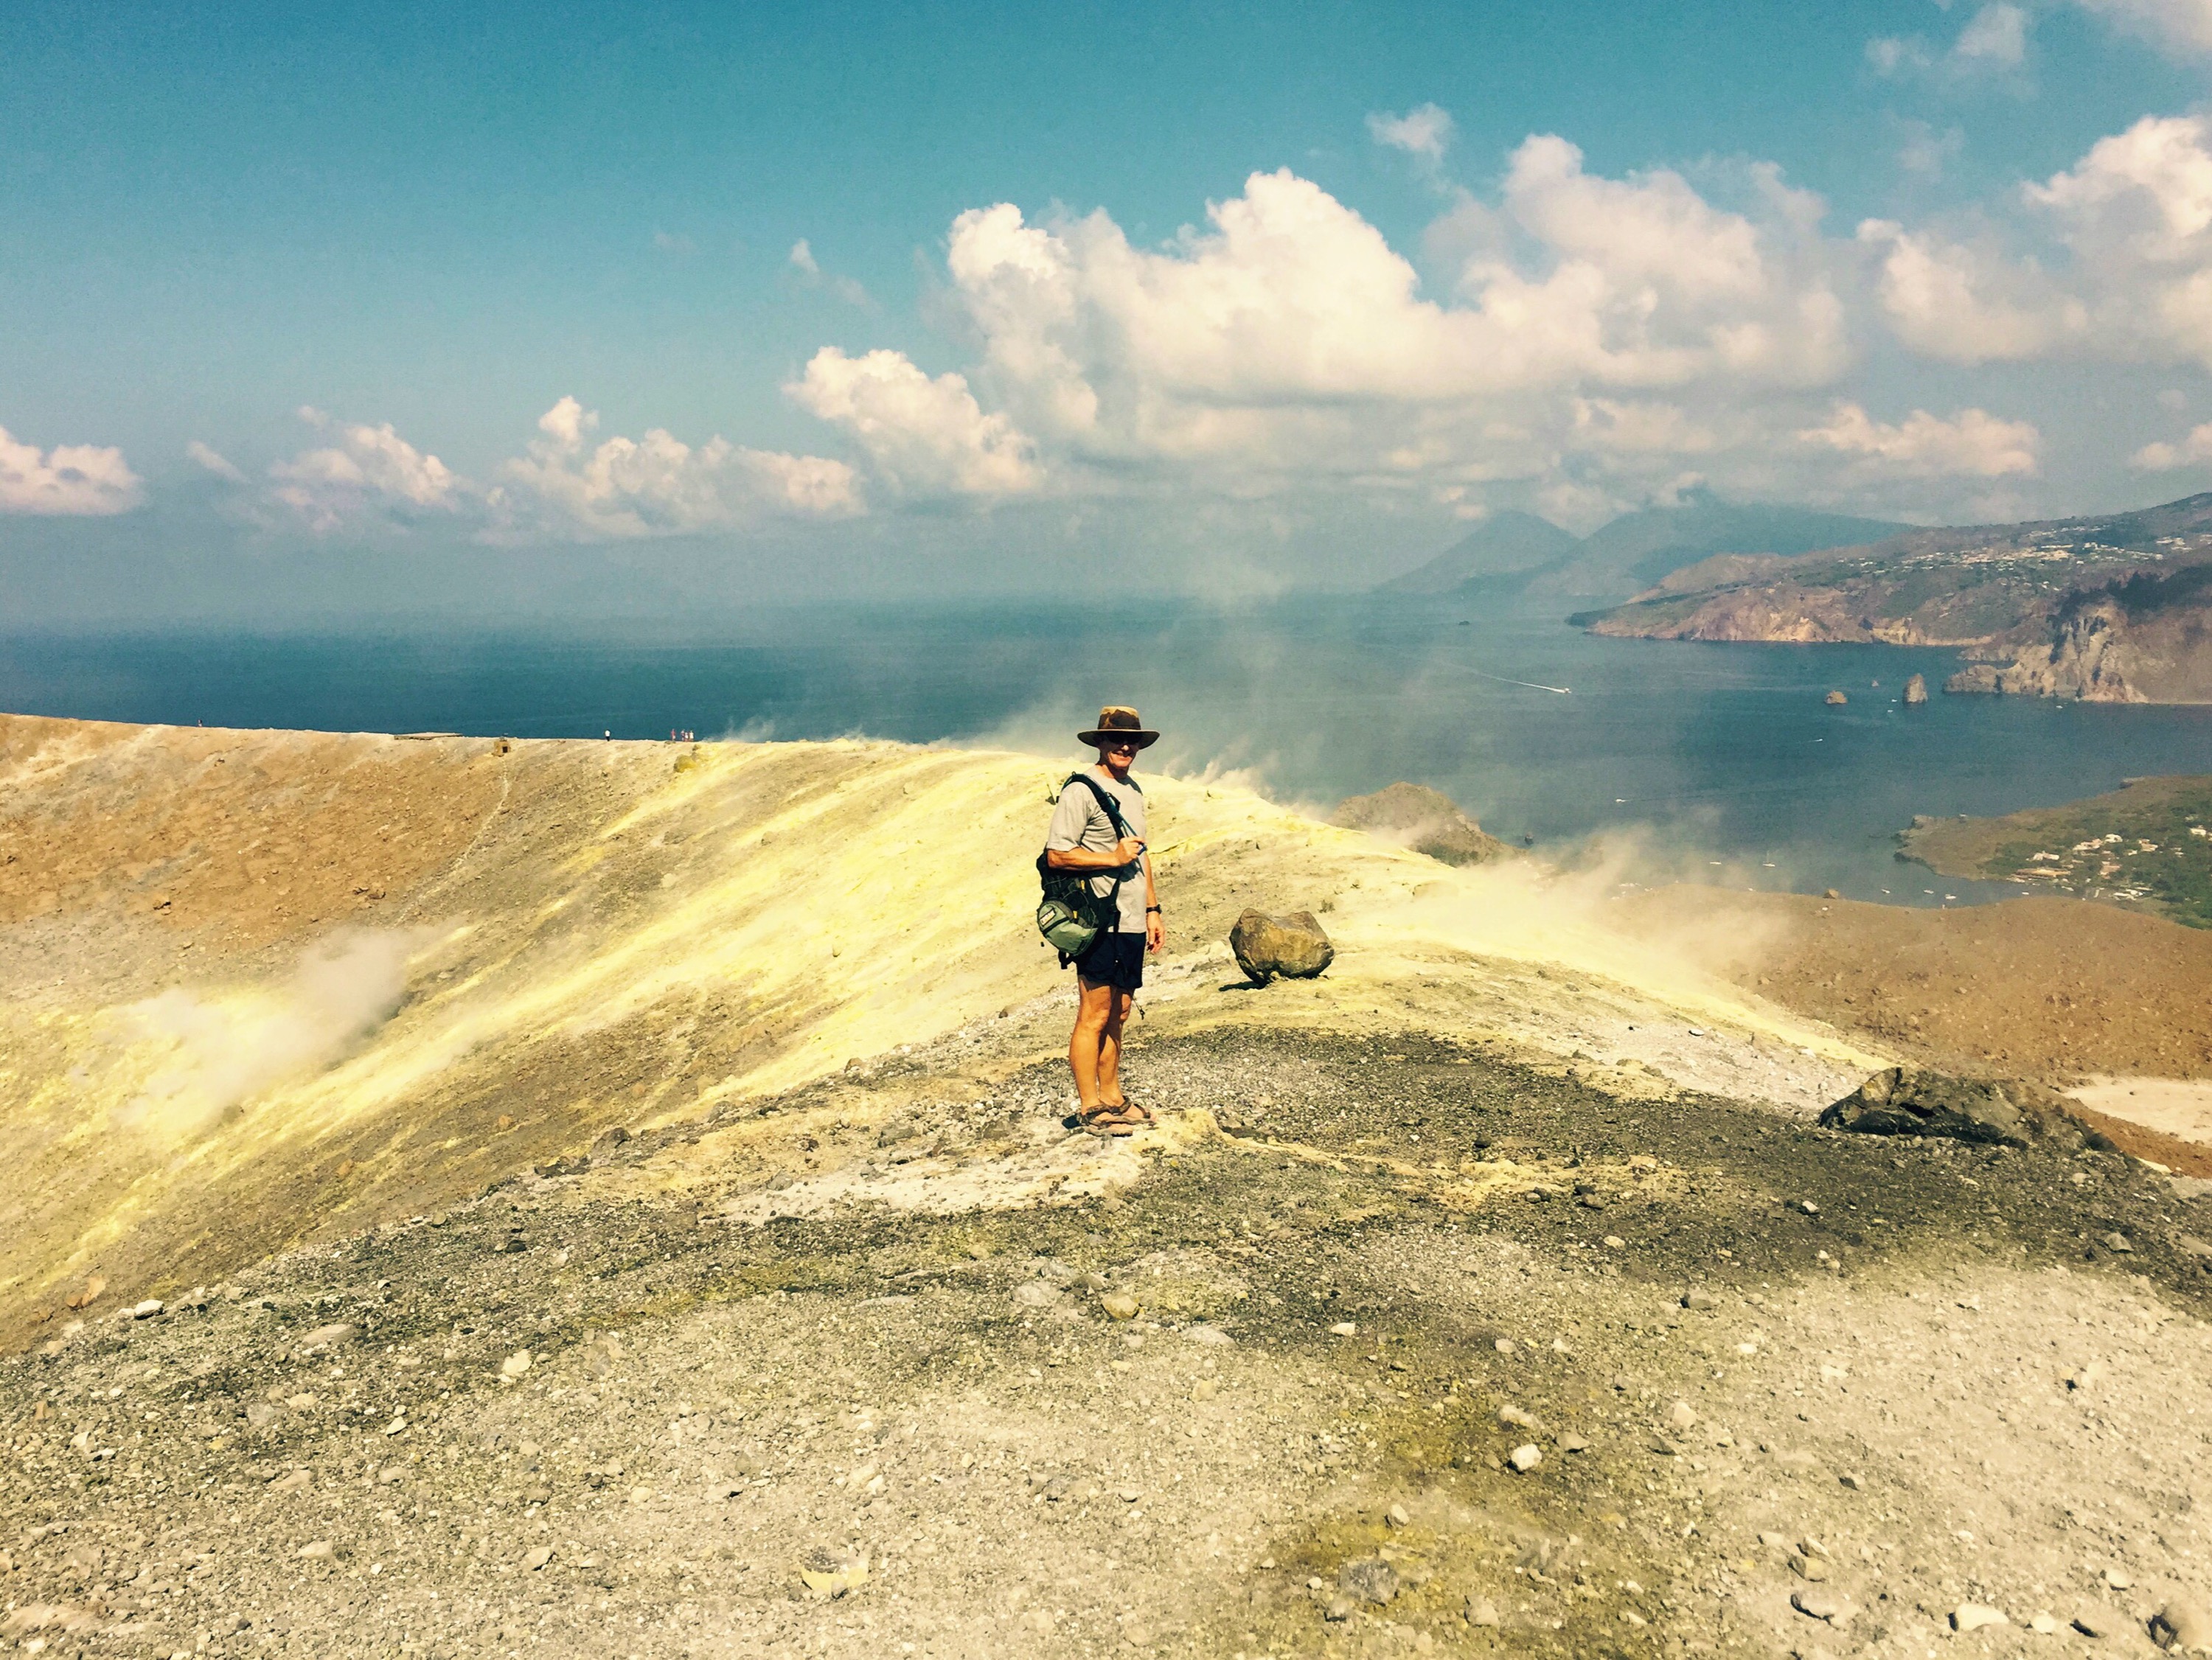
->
[1465, 1596, 1501, 1628]
[1682, 1289, 1717, 1311]
[1102, 1292, 1141, 1321]
[1338, 1558, 1398, 1605]
[1838, 1471, 1863, 1490]
[523, 1546, 554, 1571]
[2074, 1607, 2125, 1639]
[298, 1541, 335, 1560]
[1324, 1597, 1354, 1622]
[1509, 1444, 1543, 1473]
[128, 1298, 163, 1319]
[2032, 1614, 2060, 1635]
[1560, 1434, 1587, 1453]
[1953, 1604, 2009, 1633]
[2107, 1569, 2132, 1591]
[499, 1350, 532, 1378]
[297, 1323, 356, 1354]
[1329, 1321, 1358, 1336]
[1668, 1400, 1697, 1431]
[1604, 1235, 1626, 1249]
[1012, 1280, 1061, 1308]
[1185, 1325, 1233, 1346]
[1494, 1337, 1516, 1354]
[1791, 1555, 1832, 1583]
[1758, 1532, 1790, 1549]
[1228, 910, 1335, 984]
[1498, 1404, 1543, 1431]
[1819, 1066, 2107, 1149]
[1385, 1504, 1411, 1529]
[2103, 1232, 2134, 1254]
[1791, 1588, 1850, 1625]
[269, 1468, 312, 1494]
[2152, 1600, 2212, 1653]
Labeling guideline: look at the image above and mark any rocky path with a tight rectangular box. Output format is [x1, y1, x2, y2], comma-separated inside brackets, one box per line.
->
[7, 1028, 2212, 1659]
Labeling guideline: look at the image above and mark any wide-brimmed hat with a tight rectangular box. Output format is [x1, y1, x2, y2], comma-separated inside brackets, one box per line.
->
[1078, 705, 1159, 750]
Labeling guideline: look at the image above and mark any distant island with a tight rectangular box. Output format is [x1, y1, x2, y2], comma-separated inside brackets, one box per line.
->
[1898, 775, 2212, 927]
[1566, 492, 2212, 705]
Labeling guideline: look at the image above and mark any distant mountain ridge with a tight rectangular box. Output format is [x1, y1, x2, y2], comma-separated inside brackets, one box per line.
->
[1380, 488, 1907, 601]
[1572, 491, 2212, 706]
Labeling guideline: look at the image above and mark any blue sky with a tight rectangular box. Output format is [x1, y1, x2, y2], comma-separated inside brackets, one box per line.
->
[9, 0, 2212, 615]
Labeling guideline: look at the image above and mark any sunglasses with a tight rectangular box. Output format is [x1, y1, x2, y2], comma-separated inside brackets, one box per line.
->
[1103, 741, 1138, 754]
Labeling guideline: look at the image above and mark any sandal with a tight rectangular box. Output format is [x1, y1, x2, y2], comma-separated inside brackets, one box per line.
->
[1104, 1098, 1155, 1126]
[1079, 1106, 1135, 1138]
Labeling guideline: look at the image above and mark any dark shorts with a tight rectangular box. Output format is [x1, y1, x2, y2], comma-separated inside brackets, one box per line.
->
[1074, 929, 1146, 992]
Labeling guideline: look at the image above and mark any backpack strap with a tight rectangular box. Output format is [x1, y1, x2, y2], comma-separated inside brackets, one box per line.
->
[1062, 772, 1134, 842]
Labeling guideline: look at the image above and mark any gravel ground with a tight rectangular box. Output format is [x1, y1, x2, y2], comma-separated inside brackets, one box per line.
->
[7, 1027, 2212, 1659]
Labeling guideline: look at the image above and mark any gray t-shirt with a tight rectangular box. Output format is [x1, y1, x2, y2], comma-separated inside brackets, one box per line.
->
[1044, 769, 1150, 933]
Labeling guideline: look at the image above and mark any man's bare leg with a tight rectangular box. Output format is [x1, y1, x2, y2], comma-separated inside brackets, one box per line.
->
[1095, 988, 1133, 1108]
[1069, 977, 1117, 1111]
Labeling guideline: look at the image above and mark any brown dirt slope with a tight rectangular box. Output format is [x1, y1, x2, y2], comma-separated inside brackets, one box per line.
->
[1613, 887, 2212, 1082]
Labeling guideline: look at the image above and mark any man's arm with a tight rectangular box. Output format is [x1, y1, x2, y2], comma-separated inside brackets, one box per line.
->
[1046, 841, 1145, 871]
[1143, 851, 1163, 952]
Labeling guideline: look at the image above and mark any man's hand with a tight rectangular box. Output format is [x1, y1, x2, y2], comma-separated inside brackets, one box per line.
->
[1146, 910, 1164, 953]
[1114, 836, 1147, 868]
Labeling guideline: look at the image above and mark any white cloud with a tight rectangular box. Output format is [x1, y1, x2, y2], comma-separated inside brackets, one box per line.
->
[266, 407, 462, 533]
[258, 399, 858, 540]
[1868, 4, 2032, 80]
[1956, 3, 2029, 66]
[2073, 0, 2212, 56]
[0, 424, 142, 515]
[1367, 103, 1455, 167]
[1857, 220, 2076, 362]
[1798, 402, 2041, 478]
[2023, 114, 2212, 366]
[1895, 119, 1965, 181]
[787, 237, 875, 310]
[185, 439, 246, 483]
[495, 395, 862, 537]
[653, 229, 696, 255]
[2129, 420, 2212, 467]
[787, 349, 1040, 496]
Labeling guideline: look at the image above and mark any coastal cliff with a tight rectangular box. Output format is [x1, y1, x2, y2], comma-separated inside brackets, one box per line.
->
[1573, 491, 2212, 703]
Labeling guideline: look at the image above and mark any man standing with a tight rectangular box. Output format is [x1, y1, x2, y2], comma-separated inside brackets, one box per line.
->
[1044, 706, 1164, 1136]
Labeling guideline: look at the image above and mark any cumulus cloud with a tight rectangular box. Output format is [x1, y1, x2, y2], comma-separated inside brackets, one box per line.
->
[495, 395, 862, 537]
[2129, 420, 2212, 467]
[0, 425, 142, 515]
[254, 399, 859, 540]
[1367, 103, 1455, 167]
[1857, 220, 2078, 362]
[266, 407, 462, 533]
[787, 349, 1040, 495]
[2074, 0, 2212, 55]
[1798, 402, 2041, 478]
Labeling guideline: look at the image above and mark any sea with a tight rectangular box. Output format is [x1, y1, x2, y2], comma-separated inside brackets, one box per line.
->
[7, 594, 2212, 910]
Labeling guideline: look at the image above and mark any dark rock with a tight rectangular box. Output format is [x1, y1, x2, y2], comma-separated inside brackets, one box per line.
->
[1330, 783, 1514, 866]
[1337, 1557, 1398, 1605]
[1818, 1066, 2109, 1150]
[1230, 910, 1335, 983]
[1903, 673, 1929, 705]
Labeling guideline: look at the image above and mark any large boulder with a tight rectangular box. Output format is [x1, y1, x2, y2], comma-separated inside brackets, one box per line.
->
[1818, 1066, 2109, 1149]
[1330, 783, 1513, 866]
[1230, 909, 1335, 984]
